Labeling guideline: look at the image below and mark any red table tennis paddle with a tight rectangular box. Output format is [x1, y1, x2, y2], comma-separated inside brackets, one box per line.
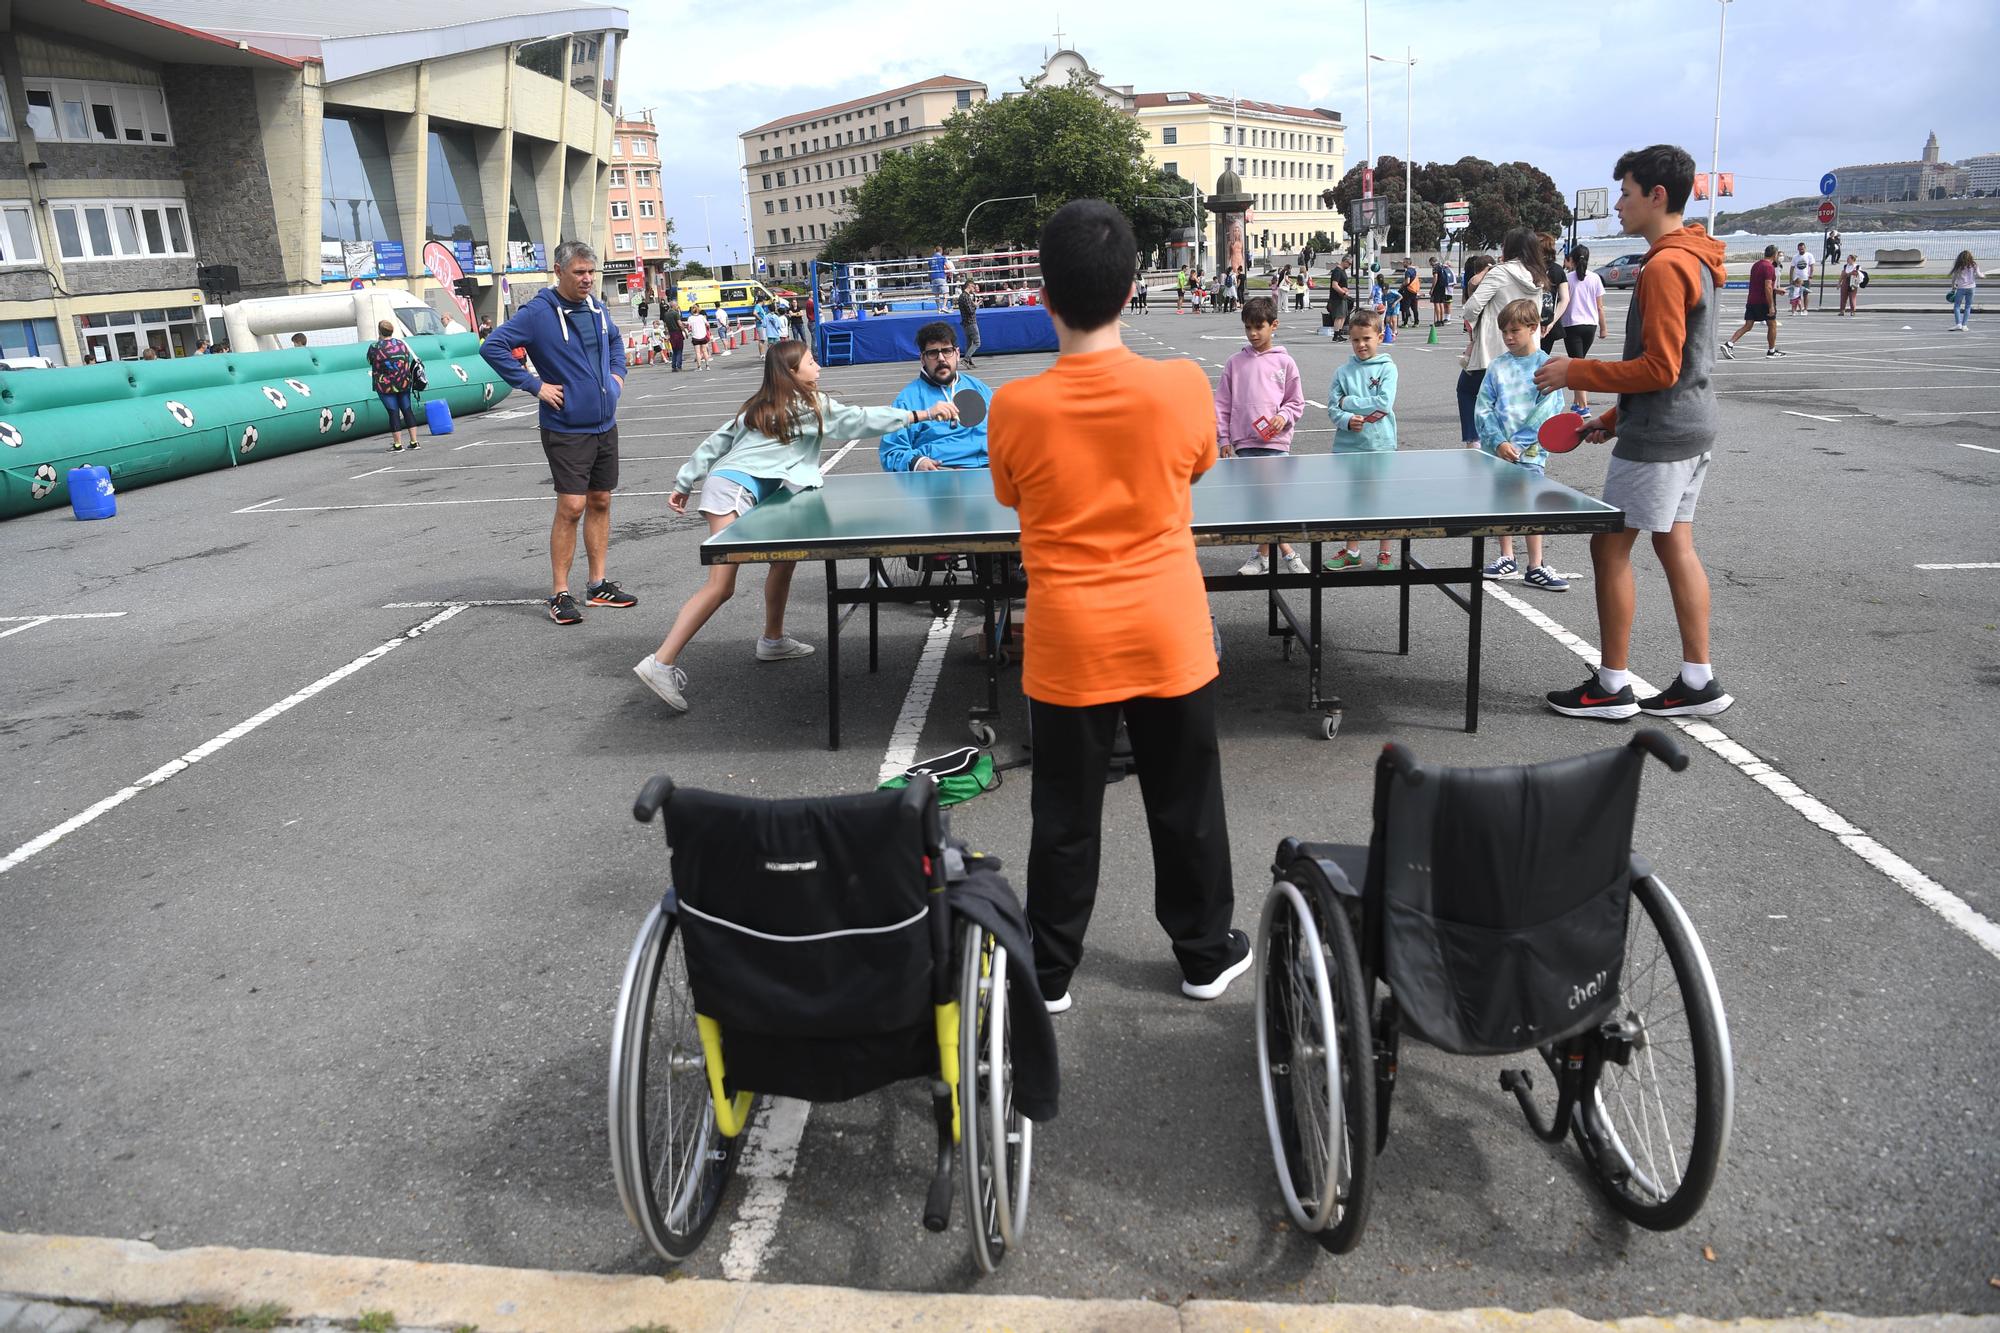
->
[1537, 412, 1589, 453]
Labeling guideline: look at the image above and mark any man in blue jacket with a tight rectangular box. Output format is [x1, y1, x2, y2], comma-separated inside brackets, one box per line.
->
[878, 322, 993, 472]
[480, 240, 634, 625]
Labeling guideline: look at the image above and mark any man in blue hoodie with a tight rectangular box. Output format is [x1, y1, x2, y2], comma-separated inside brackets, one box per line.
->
[480, 240, 634, 625]
[878, 322, 993, 472]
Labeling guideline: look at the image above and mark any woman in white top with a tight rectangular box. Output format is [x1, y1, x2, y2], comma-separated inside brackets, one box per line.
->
[1839, 256, 1863, 316]
[1948, 250, 1981, 330]
[1458, 229, 1546, 442]
[1557, 244, 1610, 412]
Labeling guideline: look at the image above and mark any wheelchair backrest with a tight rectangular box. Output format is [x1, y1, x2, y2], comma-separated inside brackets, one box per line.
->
[663, 782, 943, 1040]
[1369, 744, 1646, 1056]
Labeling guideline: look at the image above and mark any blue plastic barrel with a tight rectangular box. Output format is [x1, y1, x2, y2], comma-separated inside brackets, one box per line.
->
[424, 398, 455, 435]
[68, 465, 116, 521]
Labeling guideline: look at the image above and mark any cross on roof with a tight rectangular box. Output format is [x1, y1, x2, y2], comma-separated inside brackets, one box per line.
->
[1054, 15, 1066, 48]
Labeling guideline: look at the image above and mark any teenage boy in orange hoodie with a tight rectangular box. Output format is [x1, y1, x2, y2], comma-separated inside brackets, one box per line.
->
[1534, 144, 1735, 720]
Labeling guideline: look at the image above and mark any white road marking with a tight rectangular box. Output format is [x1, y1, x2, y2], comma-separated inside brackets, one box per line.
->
[234, 497, 285, 513]
[1719, 384, 1998, 395]
[0, 617, 52, 640]
[1485, 583, 2000, 965]
[1914, 562, 2000, 570]
[0, 612, 127, 623]
[1781, 410, 1841, 423]
[722, 595, 963, 1279]
[236, 490, 682, 514]
[822, 440, 860, 472]
[1952, 442, 2000, 455]
[381, 599, 550, 607]
[348, 466, 397, 479]
[0, 605, 467, 877]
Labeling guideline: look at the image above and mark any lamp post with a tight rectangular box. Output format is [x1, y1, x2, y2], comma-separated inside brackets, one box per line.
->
[1139, 185, 1202, 276]
[1709, 0, 1732, 231]
[1359, 0, 1375, 283]
[962, 194, 1038, 259]
[1369, 47, 1415, 259]
[695, 193, 715, 259]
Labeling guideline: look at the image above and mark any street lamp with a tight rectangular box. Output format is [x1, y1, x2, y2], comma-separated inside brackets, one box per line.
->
[1138, 185, 1202, 275]
[1709, 0, 1732, 231]
[694, 193, 715, 257]
[1369, 47, 1415, 258]
[962, 194, 1038, 257]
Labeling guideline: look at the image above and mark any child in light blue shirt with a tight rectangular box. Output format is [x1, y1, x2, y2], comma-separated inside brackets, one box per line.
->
[1325, 308, 1399, 571]
[1474, 297, 1568, 590]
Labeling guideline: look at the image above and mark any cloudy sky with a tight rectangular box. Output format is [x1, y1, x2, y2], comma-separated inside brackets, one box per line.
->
[619, 0, 2000, 263]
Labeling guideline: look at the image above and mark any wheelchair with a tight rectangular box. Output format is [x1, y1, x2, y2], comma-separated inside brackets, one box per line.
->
[1256, 730, 1733, 1253]
[608, 775, 1043, 1273]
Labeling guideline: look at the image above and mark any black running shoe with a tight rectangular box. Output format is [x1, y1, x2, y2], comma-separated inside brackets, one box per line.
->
[585, 578, 638, 608]
[547, 591, 583, 625]
[1546, 675, 1639, 721]
[1637, 674, 1735, 717]
[1182, 928, 1253, 1000]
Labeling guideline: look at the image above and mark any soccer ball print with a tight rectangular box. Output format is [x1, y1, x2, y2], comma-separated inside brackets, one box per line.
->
[166, 400, 195, 428]
[284, 378, 311, 396]
[0, 421, 21, 448]
[340, 407, 357, 432]
[451, 363, 469, 382]
[261, 386, 287, 409]
[29, 462, 57, 499]
[318, 407, 334, 433]
[239, 424, 259, 455]
[481, 383, 493, 402]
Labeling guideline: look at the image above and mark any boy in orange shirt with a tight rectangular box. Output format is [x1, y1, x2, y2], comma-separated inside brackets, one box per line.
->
[988, 200, 1249, 1014]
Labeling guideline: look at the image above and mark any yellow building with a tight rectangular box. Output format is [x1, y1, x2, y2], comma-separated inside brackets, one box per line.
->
[742, 76, 988, 280]
[1132, 92, 1346, 262]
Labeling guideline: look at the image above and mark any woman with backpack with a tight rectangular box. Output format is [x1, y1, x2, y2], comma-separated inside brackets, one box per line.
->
[366, 318, 423, 452]
[1839, 254, 1863, 316]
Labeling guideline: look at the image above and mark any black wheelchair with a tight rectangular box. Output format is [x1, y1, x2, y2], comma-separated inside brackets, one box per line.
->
[1256, 731, 1733, 1252]
[608, 776, 1047, 1272]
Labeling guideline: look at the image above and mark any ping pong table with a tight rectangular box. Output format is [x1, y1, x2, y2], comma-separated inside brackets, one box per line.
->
[700, 449, 1624, 750]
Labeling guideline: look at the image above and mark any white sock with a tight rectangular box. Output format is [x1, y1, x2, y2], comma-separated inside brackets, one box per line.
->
[1682, 661, 1713, 689]
[1597, 666, 1631, 694]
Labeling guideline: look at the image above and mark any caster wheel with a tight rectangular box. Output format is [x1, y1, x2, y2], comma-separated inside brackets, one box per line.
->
[1319, 713, 1341, 741]
[930, 601, 949, 618]
[970, 721, 997, 747]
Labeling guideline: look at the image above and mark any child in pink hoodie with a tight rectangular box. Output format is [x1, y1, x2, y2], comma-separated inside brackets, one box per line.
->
[1214, 295, 1307, 575]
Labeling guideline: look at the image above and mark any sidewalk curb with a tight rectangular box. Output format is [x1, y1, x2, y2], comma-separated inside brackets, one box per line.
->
[4, 1232, 1998, 1333]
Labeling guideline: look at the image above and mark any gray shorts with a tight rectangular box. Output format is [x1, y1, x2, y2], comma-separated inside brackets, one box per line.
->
[696, 473, 760, 516]
[1603, 452, 1711, 533]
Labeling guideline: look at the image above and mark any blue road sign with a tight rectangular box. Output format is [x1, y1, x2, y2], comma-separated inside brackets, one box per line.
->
[1820, 172, 1838, 196]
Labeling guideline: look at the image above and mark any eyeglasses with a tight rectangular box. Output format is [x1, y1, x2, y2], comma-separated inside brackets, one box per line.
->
[920, 348, 959, 360]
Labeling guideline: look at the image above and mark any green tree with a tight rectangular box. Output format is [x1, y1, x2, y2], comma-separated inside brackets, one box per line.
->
[824, 75, 1190, 262]
[681, 259, 711, 280]
[1331, 154, 1569, 251]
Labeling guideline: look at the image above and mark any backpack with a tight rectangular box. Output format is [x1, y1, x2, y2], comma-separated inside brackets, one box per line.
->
[410, 356, 428, 392]
[371, 338, 415, 394]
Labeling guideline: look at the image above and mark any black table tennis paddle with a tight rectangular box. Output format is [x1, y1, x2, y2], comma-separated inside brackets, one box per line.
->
[952, 387, 987, 428]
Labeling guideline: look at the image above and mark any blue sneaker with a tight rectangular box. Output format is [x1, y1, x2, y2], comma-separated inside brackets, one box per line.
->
[1482, 555, 1521, 580]
[1524, 565, 1569, 592]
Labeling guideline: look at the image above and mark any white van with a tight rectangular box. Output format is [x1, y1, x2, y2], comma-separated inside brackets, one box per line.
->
[205, 288, 461, 352]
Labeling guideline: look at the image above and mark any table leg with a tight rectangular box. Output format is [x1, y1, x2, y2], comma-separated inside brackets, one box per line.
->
[1399, 537, 1412, 655]
[825, 560, 842, 751]
[1465, 537, 1484, 733]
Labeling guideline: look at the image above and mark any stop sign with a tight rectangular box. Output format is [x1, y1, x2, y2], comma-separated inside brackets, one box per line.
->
[1817, 200, 1837, 225]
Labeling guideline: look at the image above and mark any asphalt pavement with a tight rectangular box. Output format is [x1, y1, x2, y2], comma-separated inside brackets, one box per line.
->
[1, 295, 1995, 1320]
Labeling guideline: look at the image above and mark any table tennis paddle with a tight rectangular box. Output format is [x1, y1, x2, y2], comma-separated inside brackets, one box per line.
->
[1536, 412, 1588, 453]
[952, 387, 987, 428]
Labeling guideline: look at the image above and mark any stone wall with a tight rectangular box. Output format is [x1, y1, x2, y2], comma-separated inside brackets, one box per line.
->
[161, 65, 289, 297]
[56, 257, 198, 298]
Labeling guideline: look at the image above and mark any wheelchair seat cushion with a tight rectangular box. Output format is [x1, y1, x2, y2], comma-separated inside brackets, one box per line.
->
[665, 786, 934, 1041]
[1379, 747, 1645, 1057]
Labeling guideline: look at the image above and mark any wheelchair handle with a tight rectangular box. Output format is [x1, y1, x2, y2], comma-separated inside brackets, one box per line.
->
[1381, 742, 1425, 785]
[632, 775, 676, 822]
[1628, 730, 1689, 772]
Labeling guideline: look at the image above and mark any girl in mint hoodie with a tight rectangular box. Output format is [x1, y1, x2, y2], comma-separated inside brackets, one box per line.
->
[1325, 308, 1400, 571]
[632, 341, 958, 713]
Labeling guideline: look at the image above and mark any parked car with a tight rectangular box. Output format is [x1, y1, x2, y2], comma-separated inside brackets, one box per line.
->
[1599, 253, 1647, 289]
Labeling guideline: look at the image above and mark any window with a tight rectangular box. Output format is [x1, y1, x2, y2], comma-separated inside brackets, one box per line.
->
[634, 169, 652, 186]
[612, 138, 623, 156]
[761, 173, 771, 189]
[778, 199, 788, 213]
[768, 228, 778, 245]
[760, 149, 769, 162]
[48, 197, 195, 261]
[642, 232, 659, 250]
[1161, 126, 1177, 145]
[956, 90, 971, 107]
[782, 226, 792, 243]
[610, 200, 629, 219]
[321, 114, 398, 245]
[899, 117, 909, 132]
[638, 200, 655, 218]
[0, 83, 11, 141]
[21, 78, 171, 144]
[1163, 162, 1178, 177]
[613, 233, 633, 252]
[764, 200, 774, 215]
[0, 317, 63, 364]
[0, 204, 39, 265]
[610, 168, 625, 186]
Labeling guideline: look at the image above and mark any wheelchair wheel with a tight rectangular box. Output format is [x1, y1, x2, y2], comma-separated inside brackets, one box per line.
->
[609, 901, 744, 1263]
[1573, 874, 1733, 1231]
[959, 921, 1032, 1273]
[1255, 877, 1375, 1252]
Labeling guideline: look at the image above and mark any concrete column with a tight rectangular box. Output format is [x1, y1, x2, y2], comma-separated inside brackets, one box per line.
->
[382, 66, 430, 293]
[473, 124, 509, 316]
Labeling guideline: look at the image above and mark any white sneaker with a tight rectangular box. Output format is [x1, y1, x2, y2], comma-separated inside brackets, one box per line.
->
[1282, 551, 1310, 575]
[1044, 991, 1073, 1015]
[633, 656, 688, 712]
[755, 635, 816, 661]
[1237, 552, 1270, 576]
